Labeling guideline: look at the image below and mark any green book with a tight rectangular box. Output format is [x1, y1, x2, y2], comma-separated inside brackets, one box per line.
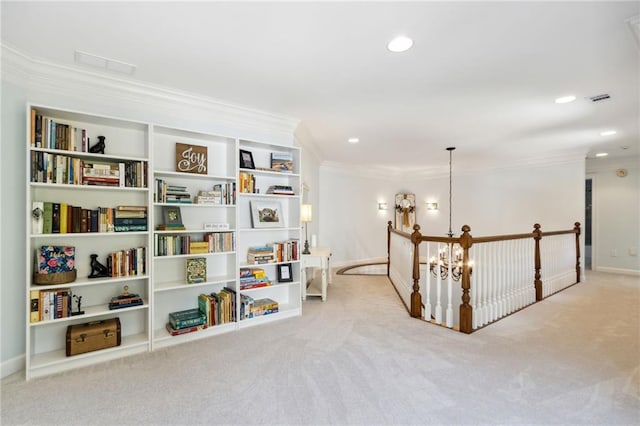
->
[43, 202, 53, 234]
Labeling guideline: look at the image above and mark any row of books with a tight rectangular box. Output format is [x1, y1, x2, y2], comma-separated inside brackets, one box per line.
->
[30, 110, 88, 152]
[105, 247, 147, 278]
[239, 267, 271, 290]
[154, 232, 236, 257]
[245, 240, 299, 264]
[194, 183, 236, 205]
[30, 151, 147, 188]
[238, 171, 257, 194]
[31, 203, 148, 234]
[29, 288, 74, 322]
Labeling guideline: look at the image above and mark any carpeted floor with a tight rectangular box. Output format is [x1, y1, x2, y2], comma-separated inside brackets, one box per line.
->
[1, 270, 638, 425]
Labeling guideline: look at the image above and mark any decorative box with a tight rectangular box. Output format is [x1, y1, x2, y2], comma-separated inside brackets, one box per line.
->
[34, 245, 77, 285]
[66, 318, 121, 356]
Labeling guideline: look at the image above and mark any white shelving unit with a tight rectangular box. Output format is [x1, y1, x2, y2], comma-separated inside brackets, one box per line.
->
[237, 139, 302, 327]
[25, 105, 151, 380]
[24, 107, 302, 379]
[150, 125, 238, 349]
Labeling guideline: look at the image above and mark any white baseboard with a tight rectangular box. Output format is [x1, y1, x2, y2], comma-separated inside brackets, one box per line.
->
[330, 257, 387, 269]
[594, 267, 640, 277]
[1, 355, 25, 379]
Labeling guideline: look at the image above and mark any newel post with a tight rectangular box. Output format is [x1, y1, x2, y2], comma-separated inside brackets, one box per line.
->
[459, 225, 473, 334]
[533, 224, 543, 301]
[574, 222, 581, 283]
[410, 224, 422, 318]
[387, 221, 392, 277]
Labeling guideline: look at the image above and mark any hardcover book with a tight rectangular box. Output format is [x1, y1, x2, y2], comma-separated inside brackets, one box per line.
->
[186, 257, 206, 284]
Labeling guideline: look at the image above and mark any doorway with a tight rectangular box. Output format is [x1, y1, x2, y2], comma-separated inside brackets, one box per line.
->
[585, 178, 592, 270]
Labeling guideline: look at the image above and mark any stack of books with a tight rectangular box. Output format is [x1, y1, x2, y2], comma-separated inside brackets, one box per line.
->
[266, 185, 295, 195]
[82, 161, 124, 187]
[240, 267, 271, 290]
[165, 184, 191, 204]
[197, 288, 236, 327]
[166, 308, 207, 336]
[114, 205, 147, 232]
[251, 298, 279, 317]
[194, 189, 222, 205]
[247, 245, 275, 264]
[108, 292, 143, 310]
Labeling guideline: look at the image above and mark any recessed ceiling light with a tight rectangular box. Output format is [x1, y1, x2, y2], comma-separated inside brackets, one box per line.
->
[348, 137, 360, 144]
[555, 95, 576, 104]
[387, 36, 413, 53]
[595, 152, 608, 157]
[600, 130, 617, 136]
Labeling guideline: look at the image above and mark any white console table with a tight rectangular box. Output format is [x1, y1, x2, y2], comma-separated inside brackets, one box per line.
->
[301, 247, 332, 301]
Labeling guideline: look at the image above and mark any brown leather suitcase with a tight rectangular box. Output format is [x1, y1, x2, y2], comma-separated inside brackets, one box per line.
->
[66, 318, 121, 356]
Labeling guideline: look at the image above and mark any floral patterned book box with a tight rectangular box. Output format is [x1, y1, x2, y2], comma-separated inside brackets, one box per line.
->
[34, 246, 77, 285]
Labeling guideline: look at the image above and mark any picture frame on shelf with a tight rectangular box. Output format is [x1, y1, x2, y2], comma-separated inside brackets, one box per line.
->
[270, 151, 294, 173]
[277, 263, 293, 283]
[239, 149, 255, 169]
[162, 206, 183, 226]
[250, 200, 284, 228]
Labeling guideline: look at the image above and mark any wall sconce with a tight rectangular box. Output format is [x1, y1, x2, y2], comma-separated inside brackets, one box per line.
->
[378, 202, 388, 210]
[426, 202, 439, 211]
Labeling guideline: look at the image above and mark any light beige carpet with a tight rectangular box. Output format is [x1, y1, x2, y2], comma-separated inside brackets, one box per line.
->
[1, 271, 638, 425]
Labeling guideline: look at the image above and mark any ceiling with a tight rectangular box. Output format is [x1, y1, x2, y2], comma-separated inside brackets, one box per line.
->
[2, 1, 639, 173]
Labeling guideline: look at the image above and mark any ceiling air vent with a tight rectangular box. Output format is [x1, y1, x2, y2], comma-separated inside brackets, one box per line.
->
[588, 94, 610, 103]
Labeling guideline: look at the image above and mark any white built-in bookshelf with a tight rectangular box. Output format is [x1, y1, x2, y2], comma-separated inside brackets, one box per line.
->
[25, 104, 302, 379]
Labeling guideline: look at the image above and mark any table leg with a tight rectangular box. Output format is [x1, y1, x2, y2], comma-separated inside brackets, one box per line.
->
[301, 265, 307, 301]
[321, 267, 327, 302]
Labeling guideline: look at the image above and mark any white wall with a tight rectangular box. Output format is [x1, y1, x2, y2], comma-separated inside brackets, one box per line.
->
[295, 123, 322, 246]
[319, 161, 586, 266]
[587, 157, 640, 274]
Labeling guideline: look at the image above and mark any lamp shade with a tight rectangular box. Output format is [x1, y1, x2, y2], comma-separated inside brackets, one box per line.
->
[301, 204, 312, 223]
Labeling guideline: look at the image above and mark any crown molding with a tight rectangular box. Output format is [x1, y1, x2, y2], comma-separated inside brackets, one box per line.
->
[1, 43, 300, 141]
[293, 122, 325, 164]
[586, 155, 640, 173]
[321, 150, 587, 181]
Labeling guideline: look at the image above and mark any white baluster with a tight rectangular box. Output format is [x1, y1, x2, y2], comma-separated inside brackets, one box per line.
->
[446, 243, 453, 328]
[435, 244, 443, 324]
[425, 243, 432, 322]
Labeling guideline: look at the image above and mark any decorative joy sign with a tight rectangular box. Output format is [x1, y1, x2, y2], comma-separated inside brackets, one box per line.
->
[175, 143, 207, 175]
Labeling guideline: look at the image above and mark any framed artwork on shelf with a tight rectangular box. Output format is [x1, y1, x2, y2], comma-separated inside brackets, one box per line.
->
[270, 151, 294, 173]
[250, 200, 284, 228]
[239, 149, 255, 169]
[175, 142, 207, 175]
[277, 263, 293, 283]
[162, 206, 183, 226]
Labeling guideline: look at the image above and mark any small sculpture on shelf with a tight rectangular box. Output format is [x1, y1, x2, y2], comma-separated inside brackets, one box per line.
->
[88, 254, 109, 279]
[71, 294, 84, 316]
[89, 135, 106, 154]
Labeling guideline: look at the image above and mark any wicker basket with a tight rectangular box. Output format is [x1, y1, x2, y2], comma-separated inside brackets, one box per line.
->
[33, 269, 77, 285]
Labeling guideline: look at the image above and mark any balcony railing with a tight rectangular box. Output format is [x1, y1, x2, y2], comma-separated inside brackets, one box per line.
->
[387, 222, 581, 333]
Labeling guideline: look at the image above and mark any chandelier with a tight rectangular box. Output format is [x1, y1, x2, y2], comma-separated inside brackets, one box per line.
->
[428, 147, 472, 281]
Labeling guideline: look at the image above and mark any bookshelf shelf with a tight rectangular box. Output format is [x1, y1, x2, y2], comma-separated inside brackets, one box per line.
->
[30, 275, 149, 292]
[155, 274, 237, 292]
[29, 302, 148, 327]
[29, 333, 149, 378]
